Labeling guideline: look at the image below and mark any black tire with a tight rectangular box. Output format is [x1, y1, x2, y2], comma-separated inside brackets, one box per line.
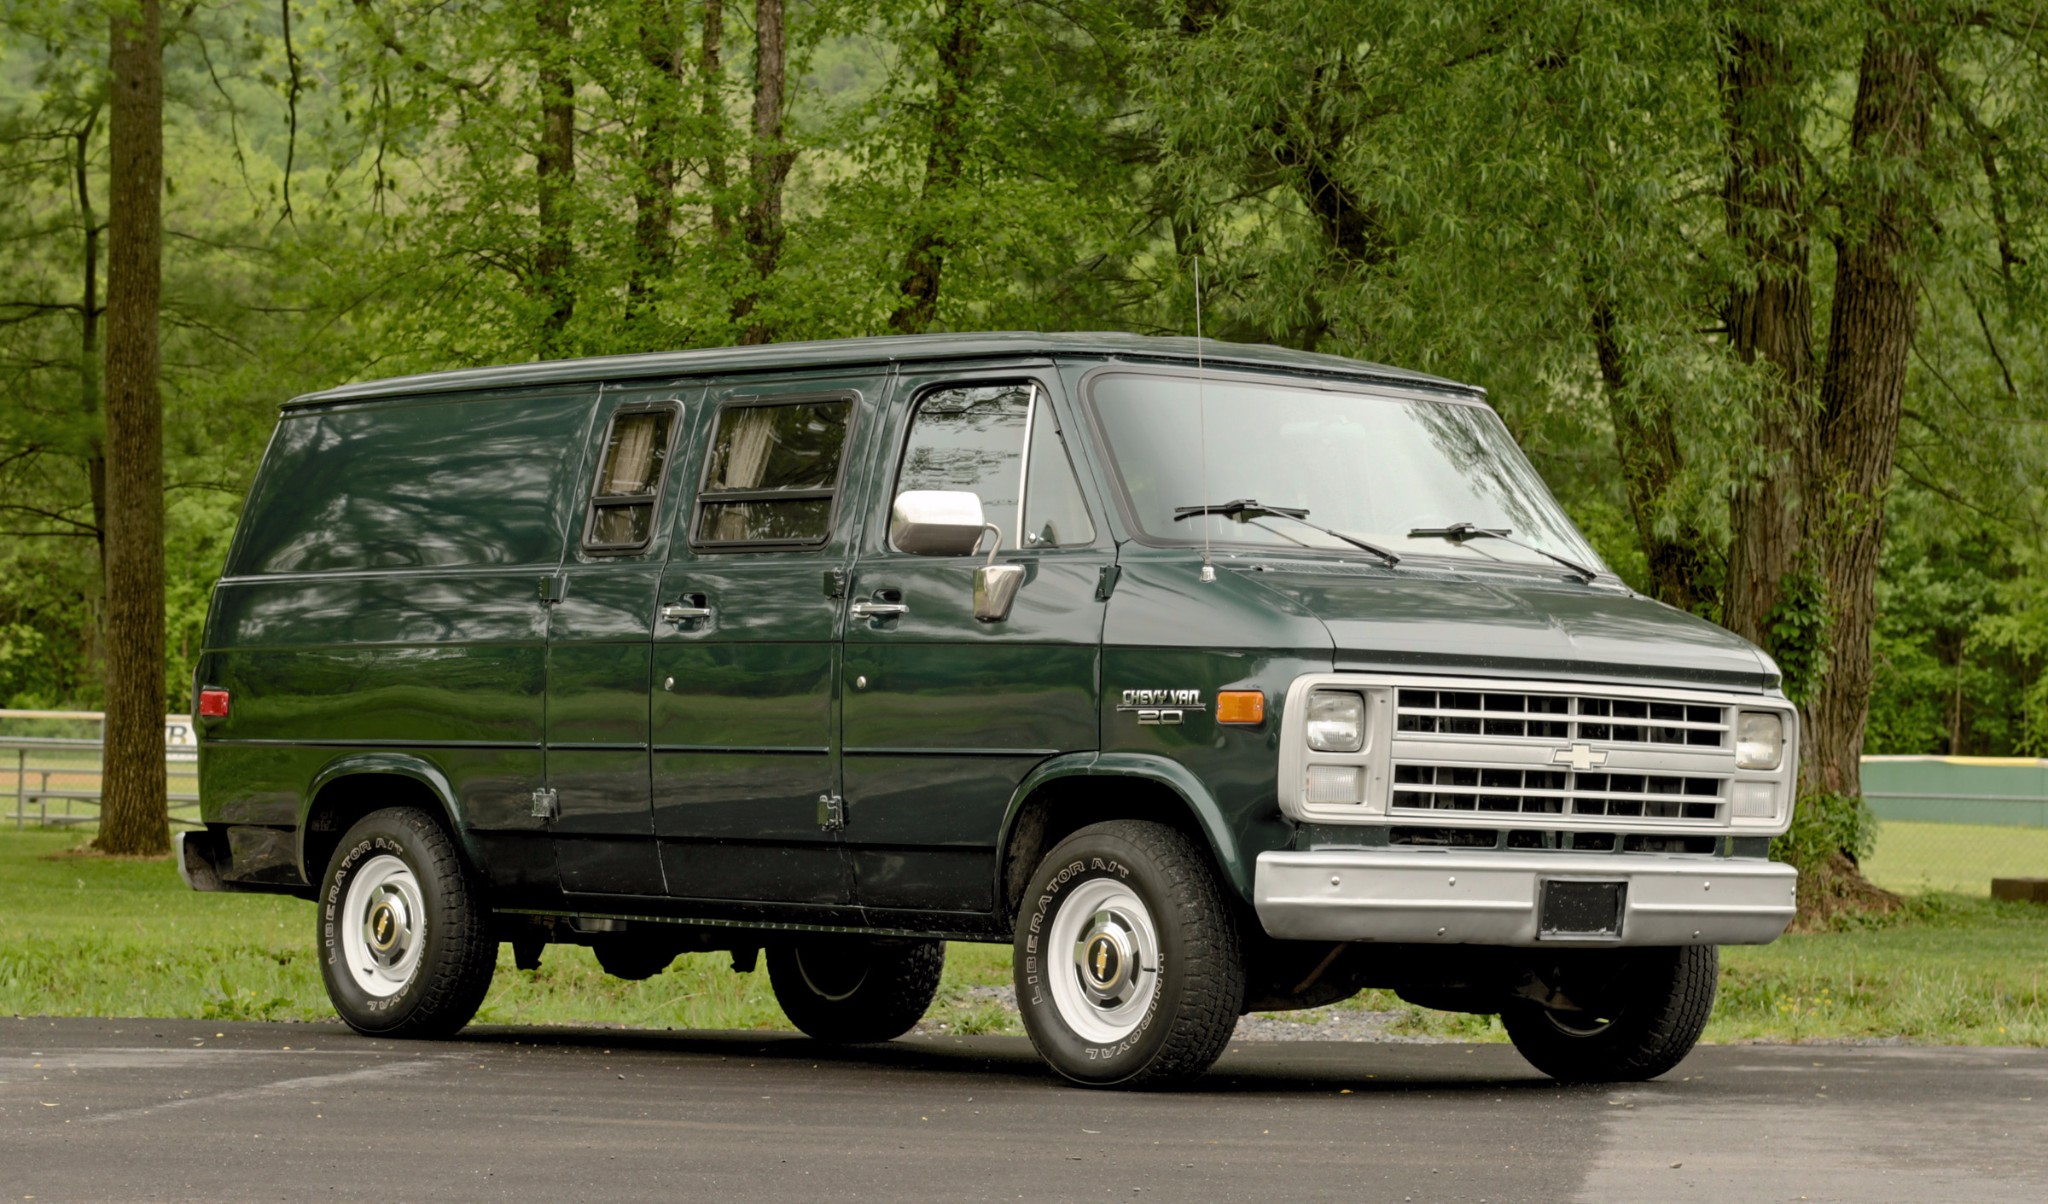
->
[592, 940, 678, 981]
[1013, 820, 1244, 1089]
[318, 807, 496, 1038]
[767, 938, 945, 1043]
[1501, 945, 1718, 1083]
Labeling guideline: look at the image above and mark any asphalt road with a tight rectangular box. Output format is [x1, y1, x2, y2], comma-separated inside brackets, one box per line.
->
[3, 1017, 2044, 1203]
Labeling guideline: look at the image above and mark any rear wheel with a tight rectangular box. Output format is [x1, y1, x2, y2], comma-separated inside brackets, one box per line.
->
[1501, 945, 1718, 1082]
[1013, 820, 1243, 1089]
[318, 807, 495, 1038]
[767, 938, 945, 1043]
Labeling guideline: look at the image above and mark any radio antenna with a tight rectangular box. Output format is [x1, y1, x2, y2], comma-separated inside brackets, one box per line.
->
[1195, 255, 1215, 584]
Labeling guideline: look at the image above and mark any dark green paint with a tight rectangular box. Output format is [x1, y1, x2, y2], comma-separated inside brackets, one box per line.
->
[650, 371, 878, 908]
[841, 363, 1108, 915]
[195, 334, 1788, 939]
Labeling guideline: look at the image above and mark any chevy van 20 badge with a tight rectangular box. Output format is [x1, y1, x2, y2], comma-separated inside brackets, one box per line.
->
[177, 332, 1798, 1088]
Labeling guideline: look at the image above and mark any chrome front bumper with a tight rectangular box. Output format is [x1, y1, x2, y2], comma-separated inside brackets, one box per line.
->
[1255, 849, 1797, 947]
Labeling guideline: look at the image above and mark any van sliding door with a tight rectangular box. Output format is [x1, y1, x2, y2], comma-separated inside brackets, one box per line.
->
[542, 382, 698, 896]
[650, 373, 876, 914]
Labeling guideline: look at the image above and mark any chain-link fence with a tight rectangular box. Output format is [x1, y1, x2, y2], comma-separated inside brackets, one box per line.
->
[1861, 756, 2048, 896]
[1, 710, 199, 830]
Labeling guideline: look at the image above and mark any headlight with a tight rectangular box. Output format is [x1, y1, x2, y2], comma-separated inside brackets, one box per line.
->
[1306, 690, 1365, 752]
[1736, 711, 1784, 770]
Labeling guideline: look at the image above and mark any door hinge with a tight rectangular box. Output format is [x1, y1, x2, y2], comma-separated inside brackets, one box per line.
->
[821, 567, 848, 599]
[817, 793, 845, 831]
[538, 574, 568, 605]
[531, 787, 559, 820]
[1095, 564, 1122, 601]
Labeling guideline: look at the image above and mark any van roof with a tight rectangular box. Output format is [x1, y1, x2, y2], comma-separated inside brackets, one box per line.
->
[285, 332, 1482, 407]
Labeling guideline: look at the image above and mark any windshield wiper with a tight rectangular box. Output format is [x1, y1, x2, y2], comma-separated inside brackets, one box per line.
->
[1406, 522, 1600, 583]
[1174, 499, 1401, 567]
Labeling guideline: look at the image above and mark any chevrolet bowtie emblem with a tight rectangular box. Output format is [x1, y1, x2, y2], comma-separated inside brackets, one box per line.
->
[1551, 743, 1608, 771]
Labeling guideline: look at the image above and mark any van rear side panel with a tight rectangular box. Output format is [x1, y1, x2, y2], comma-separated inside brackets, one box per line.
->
[197, 388, 600, 886]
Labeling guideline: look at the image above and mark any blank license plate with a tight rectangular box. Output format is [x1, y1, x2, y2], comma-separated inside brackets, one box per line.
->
[1540, 879, 1625, 939]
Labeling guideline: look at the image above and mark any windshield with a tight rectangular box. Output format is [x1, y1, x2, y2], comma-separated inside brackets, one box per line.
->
[1088, 372, 1606, 574]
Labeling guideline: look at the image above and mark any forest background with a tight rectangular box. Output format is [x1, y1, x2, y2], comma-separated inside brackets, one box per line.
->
[0, 1, 2044, 875]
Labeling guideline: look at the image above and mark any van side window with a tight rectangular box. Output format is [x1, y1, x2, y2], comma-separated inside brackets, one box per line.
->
[694, 397, 852, 547]
[230, 392, 594, 574]
[584, 407, 677, 552]
[895, 384, 1093, 550]
[1023, 405, 1095, 548]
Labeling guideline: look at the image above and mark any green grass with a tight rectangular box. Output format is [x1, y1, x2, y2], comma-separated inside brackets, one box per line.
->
[0, 828, 1013, 1032]
[3, 827, 2043, 1045]
[1710, 896, 2048, 1044]
[1863, 819, 2048, 895]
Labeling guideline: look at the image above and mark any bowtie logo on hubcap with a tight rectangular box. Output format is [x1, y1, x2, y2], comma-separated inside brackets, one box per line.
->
[1551, 743, 1609, 772]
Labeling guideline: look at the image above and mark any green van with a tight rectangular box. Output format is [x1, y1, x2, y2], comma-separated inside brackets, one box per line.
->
[178, 333, 1797, 1087]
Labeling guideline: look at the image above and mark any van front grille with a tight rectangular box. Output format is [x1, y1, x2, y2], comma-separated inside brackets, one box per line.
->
[1375, 827, 1718, 853]
[1395, 689, 1727, 750]
[1391, 764, 1724, 822]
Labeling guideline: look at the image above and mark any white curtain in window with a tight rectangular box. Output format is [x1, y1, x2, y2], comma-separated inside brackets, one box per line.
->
[603, 414, 661, 496]
[711, 407, 781, 541]
[718, 407, 779, 489]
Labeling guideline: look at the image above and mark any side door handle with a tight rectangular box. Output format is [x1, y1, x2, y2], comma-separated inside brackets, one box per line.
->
[849, 588, 907, 622]
[661, 594, 713, 626]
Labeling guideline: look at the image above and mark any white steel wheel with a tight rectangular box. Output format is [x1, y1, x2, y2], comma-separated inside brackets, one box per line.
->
[340, 853, 428, 998]
[1044, 877, 1162, 1045]
[1013, 820, 1243, 1088]
[318, 806, 495, 1039]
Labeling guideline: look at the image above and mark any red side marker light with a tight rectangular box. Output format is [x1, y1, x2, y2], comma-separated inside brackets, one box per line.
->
[198, 688, 231, 718]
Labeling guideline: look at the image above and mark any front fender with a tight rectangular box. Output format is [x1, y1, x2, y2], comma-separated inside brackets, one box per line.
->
[996, 751, 1257, 902]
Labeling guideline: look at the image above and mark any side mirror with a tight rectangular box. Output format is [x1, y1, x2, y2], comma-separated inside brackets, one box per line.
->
[974, 561, 1024, 623]
[891, 490, 987, 556]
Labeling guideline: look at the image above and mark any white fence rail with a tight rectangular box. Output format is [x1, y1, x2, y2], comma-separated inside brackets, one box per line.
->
[1, 709, 199, 830]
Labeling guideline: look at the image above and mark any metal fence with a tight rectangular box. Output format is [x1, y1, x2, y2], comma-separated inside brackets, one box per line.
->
[2, 709, 200, 830]
[1861, 756, 2048, 895]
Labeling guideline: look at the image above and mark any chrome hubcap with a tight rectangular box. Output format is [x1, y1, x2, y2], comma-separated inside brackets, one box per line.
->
[1048, 879, 1160, 1043]
[342, 854, 426, 998]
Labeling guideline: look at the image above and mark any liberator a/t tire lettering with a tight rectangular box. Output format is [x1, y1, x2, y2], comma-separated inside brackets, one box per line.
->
[318, 806, 496, 1038]
[1014, 820, 1243, 1088]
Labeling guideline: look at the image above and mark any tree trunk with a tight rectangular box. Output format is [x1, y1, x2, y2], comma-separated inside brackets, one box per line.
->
[887, 0, 986, 335]
[699, 0, 731, 242]
[75, 116, 109, 683]
[75, 117, 107, 566]
[1588, 295, 1717, 613]
[628, 0, 685, 316]
[535, 0, 576, 356]
[95, 0, 166, 858]
[1804, 16, 1936, 798]
[1717, 10, 1815, 652]
[733, 0, 793, 345]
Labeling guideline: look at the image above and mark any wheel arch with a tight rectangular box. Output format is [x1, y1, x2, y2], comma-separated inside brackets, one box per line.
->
[993, 752, 1253, 924]
[299, 754, 476, 885]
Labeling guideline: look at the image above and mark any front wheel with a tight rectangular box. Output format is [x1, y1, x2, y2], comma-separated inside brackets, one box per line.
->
[767, 938, 945, 1043]
[1501, 945, 1718, 1082]
[318, 807, 496, 1038]
[1014, 820, 1244, 1089]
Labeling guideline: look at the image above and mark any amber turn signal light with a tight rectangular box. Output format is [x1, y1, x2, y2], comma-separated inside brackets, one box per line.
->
[198, 688, 230, 719]
[1215, 690, 1265, 725]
